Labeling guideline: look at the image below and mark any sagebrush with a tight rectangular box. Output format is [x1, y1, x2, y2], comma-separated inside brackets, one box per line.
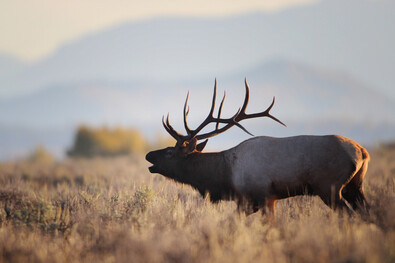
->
[0, 145, 393, 263]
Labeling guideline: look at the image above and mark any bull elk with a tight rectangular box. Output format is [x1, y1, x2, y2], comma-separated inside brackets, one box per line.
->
[146, 79, 370, 215]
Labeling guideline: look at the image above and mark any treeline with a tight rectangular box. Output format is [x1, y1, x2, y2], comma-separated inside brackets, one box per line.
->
[67, 125, 173, 158]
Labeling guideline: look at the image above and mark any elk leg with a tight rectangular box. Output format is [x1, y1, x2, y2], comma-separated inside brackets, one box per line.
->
[261, 198, 277, 221]
[342, 183, 369, 212]
[318, 185, 353, 214]
[237, 198, 259, 216]
[342, 161, 370, 214]
[322, 195, 353, 215]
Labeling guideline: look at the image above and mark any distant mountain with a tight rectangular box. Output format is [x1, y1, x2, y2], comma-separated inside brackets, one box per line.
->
[0, 0, 394, 98]
[0, 125, 72, 160]
[1, 59, 393, 128]
[1, 59, 394, 160]
[217, 59, 395, 124]
[1, 0, 394, 160]
[0, 53, 26, 80]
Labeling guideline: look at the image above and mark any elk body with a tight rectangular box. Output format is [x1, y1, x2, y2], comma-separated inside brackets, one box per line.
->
[146, 80, 370, 215]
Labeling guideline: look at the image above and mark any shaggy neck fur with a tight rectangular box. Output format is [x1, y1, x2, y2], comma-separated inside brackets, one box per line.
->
[175, 151, 236, 202]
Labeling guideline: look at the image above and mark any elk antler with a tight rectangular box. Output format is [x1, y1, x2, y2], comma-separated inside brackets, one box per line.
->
[163, 78, 286, 144]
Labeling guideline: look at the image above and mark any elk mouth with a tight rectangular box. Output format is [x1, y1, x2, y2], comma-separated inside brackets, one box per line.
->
[148, 164, 159, 173]
[146, 152, 159, 173]
[146, 159, 157, 173]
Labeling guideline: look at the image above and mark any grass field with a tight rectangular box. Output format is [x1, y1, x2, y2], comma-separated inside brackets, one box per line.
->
[0, 145, 394, 263]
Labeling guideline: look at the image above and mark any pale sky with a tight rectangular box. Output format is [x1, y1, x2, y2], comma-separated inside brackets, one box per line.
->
[0, 0, 317, 61]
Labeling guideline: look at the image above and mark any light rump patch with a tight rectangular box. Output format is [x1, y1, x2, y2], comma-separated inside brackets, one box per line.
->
[146, 79, 370, 216]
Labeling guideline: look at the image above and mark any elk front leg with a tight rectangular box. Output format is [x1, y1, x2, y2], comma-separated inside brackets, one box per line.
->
[237, 198, 259, 216]
[262, 197, 277, 221]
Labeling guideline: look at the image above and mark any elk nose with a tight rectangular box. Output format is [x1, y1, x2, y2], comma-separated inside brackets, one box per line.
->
[145, 151, 154, 163]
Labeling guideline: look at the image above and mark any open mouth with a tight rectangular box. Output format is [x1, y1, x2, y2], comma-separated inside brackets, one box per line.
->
[146, 153, 159, 173]
[146, 159, 156, 173]
[148, 165, 155, 173]
[148, 164, 160, 173]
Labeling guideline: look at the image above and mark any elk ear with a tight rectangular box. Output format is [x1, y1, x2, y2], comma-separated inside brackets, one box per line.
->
[196, 139, 208, 152]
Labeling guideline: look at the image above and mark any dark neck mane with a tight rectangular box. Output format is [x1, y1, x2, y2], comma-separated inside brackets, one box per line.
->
[177, 151, 236, 202]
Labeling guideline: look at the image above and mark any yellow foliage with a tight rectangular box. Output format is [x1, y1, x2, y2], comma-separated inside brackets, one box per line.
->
[67, 125, 147, 157]
[27, 145, 55, 164]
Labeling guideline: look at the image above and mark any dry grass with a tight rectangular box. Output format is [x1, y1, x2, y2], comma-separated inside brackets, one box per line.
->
[0, 146, 394, 263]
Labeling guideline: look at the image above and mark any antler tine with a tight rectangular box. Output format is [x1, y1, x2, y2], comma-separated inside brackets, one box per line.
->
[187, 79, 218, 138]
[193, 78, 285, 141]
[195, 114, 253, 140]
[162, 114, 184, 141]
[162, 116, 175, 139]
[195, 106, 253, 140]
[161, 78, 285, 144]
[243, 97, 287, 127]
[209, 78, 217, 117]
[237, 77, 250, 119]
[166, 114, 180, 136]
[229, 78, 286, 127]
[216, 90, 226, 130]
[183, 91, 193, 135]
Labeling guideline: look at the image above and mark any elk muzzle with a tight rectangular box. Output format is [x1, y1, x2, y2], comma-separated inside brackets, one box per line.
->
[145, 151, 158, 173]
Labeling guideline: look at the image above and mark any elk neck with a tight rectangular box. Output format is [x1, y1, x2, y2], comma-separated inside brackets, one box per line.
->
[177, 151, 236, 202]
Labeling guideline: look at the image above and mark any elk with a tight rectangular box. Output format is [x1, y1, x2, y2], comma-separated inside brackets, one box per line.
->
[146, 79, 370, 216]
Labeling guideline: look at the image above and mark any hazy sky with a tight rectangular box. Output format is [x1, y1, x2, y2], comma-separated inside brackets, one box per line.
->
[0, 0, 317, 61]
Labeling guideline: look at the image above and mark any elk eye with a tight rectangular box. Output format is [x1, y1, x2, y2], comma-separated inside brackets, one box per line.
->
[165, 149, 173, 158]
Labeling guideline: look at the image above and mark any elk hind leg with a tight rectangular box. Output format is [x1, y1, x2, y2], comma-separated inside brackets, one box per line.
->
[342, 160, 370, 214]
[317, 184, 353, 215]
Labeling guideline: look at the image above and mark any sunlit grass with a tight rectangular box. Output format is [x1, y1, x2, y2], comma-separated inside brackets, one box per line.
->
[0, 146, 393, 263]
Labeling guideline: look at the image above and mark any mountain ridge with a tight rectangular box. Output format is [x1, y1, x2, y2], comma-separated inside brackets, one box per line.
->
[0, 0, 394, 98]
[1, 59, 393, 129]
[0, 53, 27, 80]
[1, 58, 394, 160]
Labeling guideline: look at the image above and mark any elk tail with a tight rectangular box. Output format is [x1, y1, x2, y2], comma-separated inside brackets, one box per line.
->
[360, 147, 370, 162]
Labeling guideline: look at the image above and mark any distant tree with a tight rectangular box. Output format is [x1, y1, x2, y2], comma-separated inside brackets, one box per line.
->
[27, 145, 55, 164]
[67, 126, 147, 157]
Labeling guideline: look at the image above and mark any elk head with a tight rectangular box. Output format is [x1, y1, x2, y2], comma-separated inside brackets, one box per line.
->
[145, 79, 286, 179]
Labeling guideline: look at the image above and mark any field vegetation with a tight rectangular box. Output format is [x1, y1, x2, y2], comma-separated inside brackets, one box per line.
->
[67, 125, 173, 158]
[0, 143, 393, 262]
